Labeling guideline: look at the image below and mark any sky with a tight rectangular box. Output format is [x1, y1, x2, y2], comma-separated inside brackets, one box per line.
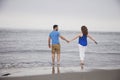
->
[0, 0, 120, 32]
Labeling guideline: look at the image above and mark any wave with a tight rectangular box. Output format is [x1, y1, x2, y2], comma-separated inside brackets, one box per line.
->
[0, 49, 51, 54]
[0, 49, 120, 54]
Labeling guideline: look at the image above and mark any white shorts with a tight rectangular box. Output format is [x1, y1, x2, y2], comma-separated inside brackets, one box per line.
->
[78, 44, 86, 61]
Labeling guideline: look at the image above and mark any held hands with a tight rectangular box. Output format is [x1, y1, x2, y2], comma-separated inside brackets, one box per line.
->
[65, 39, 71, 43]
[94, 41, 98, 44]
[64, 39, 70, 43]
[66, 40, 70, 43]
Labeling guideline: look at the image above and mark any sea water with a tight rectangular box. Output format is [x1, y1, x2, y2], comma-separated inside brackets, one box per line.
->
[0, 29, 120, 70]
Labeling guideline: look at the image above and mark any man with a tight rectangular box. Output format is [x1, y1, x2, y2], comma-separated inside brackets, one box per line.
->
[48, 25, 69, 65]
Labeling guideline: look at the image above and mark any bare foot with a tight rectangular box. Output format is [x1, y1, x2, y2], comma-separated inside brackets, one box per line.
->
[80, 63, 84, 65]
[80, 65, 84, 70]
[52, 62, 55, 65]
[57, 63, 60, 65]
[52, 65, 55, 74]
[80, 60, 84, 65]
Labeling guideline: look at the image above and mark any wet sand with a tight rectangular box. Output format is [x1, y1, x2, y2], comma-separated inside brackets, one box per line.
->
[1, 68, 120, 80]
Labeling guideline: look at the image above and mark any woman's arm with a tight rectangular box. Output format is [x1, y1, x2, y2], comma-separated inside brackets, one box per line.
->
[87, 34, 97, 44]
[70, 34, 81, 42]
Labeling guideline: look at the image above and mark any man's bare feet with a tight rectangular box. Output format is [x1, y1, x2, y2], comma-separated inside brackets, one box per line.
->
[57, 62, 60, 65]
[52, 62, 55, 65]
[52, 65, 55, 74]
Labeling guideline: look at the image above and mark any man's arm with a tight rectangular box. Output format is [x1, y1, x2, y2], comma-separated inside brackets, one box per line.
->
[60, 36, 69, 43]
[48, 37, 51, 48]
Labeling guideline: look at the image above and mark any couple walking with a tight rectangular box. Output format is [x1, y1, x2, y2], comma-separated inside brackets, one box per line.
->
[48, 25, 97, 65]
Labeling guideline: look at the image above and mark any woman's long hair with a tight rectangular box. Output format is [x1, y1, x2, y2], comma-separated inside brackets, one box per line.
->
[81, 26, 88, 35]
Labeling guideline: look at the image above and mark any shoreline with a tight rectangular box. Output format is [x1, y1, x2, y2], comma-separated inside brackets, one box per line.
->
[0, 66, 120, 79]
[1, 68, 120, 80]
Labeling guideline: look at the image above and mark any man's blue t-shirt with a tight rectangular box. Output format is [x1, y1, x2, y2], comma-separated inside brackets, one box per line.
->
[49, 31, 60, 44]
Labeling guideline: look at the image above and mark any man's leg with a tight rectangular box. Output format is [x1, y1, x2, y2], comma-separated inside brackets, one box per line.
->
[57, 52, 60, 64]
[52, 45, 55, 65]
[57, 45, 60, 65]
[57, 64, 60, 74]
[52, 65, 55, 74]
[52, 52, 55, 65]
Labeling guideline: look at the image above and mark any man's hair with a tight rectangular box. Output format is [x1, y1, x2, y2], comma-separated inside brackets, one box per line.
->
[53, 25, 58, 29]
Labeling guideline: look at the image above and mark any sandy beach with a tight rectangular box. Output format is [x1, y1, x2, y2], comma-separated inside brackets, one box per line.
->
[1, 68, 120, 80]
[0, 67, 120, 80]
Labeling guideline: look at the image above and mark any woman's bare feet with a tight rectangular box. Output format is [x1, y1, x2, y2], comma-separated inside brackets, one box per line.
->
[80, 63, 84, 65]
[80, 60, 84, 65]
[80, 60, 84, 70]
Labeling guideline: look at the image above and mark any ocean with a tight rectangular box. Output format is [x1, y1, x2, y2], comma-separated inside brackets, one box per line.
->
[0, 29, 120, 70]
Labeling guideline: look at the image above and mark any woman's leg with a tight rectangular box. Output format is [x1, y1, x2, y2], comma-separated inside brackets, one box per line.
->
[78, 44, 86, 64]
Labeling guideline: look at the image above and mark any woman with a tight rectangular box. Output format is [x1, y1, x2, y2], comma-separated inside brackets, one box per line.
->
[70, 26, 97, 65]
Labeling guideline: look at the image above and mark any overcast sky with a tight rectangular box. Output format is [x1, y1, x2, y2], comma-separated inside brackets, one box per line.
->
[0, 0, 120, 32]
